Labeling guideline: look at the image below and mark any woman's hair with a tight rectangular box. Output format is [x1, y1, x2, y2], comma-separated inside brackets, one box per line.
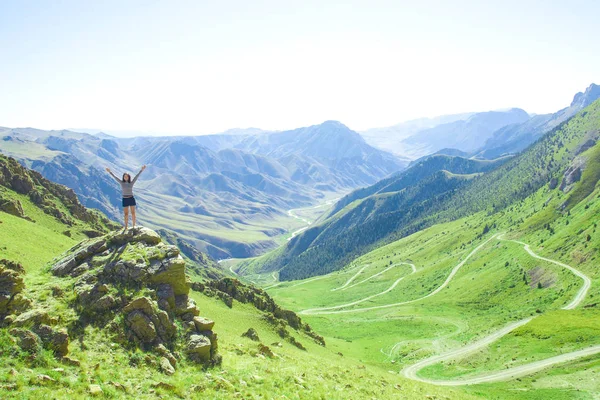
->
[122, 173, 131, 183]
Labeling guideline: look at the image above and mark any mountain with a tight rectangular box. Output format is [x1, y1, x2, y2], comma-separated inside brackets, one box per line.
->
[359, 113, 475, 155]
[0, 121, 407, 259]
[477, 83, 600, 159]
[398, 108, 530, 158]
[254, 97, 600, 280]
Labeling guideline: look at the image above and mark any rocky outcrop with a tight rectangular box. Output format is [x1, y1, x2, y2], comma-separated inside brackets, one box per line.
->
[50, 227, 220, 367]
[0, 259, 30, 326]
[560, 155, 587, 193]
[0, 198, 33, 221]
[0, 154, 117, 230]
[9, 309, 70, 357]
[194, 278, 325, 347]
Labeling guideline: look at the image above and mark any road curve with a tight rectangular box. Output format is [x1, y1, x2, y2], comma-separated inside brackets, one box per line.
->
[287, 197, 340, 242]
[405, 343, 600, 386]
[498, 234, 591, 310]
[331, 264, 371, 291]
[301, 275, 407, 314]
[401, 234, 594, 385]
[302, 234, 500, 315]
[293, 230, 595, 384]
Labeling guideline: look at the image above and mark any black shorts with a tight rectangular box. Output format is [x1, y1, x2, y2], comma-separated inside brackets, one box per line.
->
[122, 197, 137, 208]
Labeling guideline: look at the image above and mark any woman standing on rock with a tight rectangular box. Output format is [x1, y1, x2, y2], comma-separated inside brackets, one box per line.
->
[106, 165, 146, 229]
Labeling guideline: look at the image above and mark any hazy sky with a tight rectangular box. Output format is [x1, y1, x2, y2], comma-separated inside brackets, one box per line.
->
[1, 0, 599, 135]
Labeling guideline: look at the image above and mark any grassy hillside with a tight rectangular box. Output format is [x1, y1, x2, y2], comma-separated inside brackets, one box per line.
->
[260, 98, 600, 281]
[0, 157, 481, 399]
[263, 124, 600, 398]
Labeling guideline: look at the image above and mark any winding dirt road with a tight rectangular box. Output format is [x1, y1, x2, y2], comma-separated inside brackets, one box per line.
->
[296, 232, 596, 385]
[287, 197, 340, 242]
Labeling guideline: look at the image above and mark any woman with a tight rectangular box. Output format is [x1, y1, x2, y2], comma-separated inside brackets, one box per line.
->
[106, 165, 147, 229]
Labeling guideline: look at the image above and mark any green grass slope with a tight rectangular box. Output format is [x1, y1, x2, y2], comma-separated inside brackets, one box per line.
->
[265, 124, 600, 398]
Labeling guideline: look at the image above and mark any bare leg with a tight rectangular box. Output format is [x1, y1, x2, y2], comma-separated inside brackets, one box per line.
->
[124, 206, 130, 229]
[131, 205, 137, 228]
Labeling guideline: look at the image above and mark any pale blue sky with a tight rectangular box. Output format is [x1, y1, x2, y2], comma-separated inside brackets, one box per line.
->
[1, 0, 599, 135]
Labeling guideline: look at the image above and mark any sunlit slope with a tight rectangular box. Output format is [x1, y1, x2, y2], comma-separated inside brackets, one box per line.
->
[267, 153, 600, 398]
[267, 98, 600, 282]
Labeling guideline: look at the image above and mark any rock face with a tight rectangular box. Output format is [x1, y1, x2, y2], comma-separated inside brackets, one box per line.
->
[0, 259, 30, 325]
[0, 198, 32, 220]
[0, 154, 117, 230]
[50, 227, 220, 366]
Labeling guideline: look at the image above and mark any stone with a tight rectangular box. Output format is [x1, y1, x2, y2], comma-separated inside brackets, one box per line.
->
[9, 328, 40, 352]
[193, 316, 215, 331]
[0, 260, 27, 320]
[37, 374, 56, 383]
[109, 227, 162, 246]
[156, 344, 177, 368]
[241, 328, 260, 342]
[12, 309, 56, 327]
[90, 294, 117, 313]
[88, 384, 103, 395]
[174, 295, 198, 316]
[61, 356, 81, 367]
[159, 356, 175, 375]
[151, 382, 175, 390]
[155, 310, 177, 341]
[123, 297, 155, 315]
[126, 310, 157, 343]
[149, 257, 189, 296]
[51, 239, 107, 277]
[258, 344, 275, 358]
[156, 284, 175, 311]
[0, 198, 26, 218]
[35, 325, 69, 357]
[186, 334, 212, 362]
[110, 381, 126, 392]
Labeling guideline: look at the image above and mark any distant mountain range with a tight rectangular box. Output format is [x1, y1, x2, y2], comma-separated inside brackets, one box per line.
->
[0, 121, 407, 259]
[475, 83, 600, 158]
[359, 110, 528, 158]
[360, 84, 600, 161]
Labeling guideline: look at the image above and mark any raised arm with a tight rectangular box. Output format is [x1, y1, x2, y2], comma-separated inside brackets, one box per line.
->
[131, 165, 147, 184]
[105, 168, 121, 183]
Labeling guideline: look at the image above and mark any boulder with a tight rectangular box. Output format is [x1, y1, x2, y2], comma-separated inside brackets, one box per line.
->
[258, 344, 275, 358]
[88, 384, 103, 396]
[109, 227, 162, 246]
[35, 325, 69, 357]
[126, 310, 157, 343]
[0, 260, 29, 321]
[90, 295, 117, 313]
[174, 295, 198, 317]
[156, 344, 177, 368]
[186, 334, 212, 363]
[241, 328, 260, 342]
[193, 317, 214, 331]
[149, 256, 189, 296]
[123, 297, 155, 315]
[10, 328, 40, 353]
[12, 309, 56, 327]
[159, 356, 175, 375]
[156, 284, 175, 312]
[51, 238, 106, 277]
[0, 198, 26, 219]
[155, 310, 177, 341]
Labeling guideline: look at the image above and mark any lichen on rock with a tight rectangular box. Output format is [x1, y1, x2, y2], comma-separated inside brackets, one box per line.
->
[49, 226, 220, 367]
